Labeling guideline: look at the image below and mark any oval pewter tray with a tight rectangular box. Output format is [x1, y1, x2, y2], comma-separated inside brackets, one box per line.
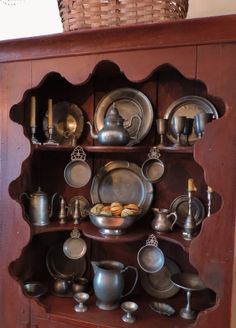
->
[94, 88, 153, 146]
[90, 161, 153, 217]
[170, 195, 206, 228]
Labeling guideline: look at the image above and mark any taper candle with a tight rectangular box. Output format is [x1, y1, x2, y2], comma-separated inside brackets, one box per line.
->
[30, 96, 36, 127]
[188, 178, 197, 192]
[48, 99, 53, 128]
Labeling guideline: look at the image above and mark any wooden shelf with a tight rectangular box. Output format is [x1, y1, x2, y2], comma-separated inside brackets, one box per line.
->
[39, 289, 215, 328]
[32, 222, 76, 235]
[33, 144, 193, 154]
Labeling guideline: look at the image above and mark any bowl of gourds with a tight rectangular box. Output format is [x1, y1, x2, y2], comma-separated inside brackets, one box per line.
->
[88, 202, 141, 236]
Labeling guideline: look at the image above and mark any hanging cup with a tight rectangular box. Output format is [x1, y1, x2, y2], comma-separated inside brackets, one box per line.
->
[141, 147, 165, 183]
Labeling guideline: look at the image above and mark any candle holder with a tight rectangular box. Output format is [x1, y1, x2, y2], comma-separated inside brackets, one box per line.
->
[43, 127, 59, 146]
[207, 188, 213, 217]
[30, 126, 41, 145]
[72, 199, 80, 225]
[182, 190, 197, 240]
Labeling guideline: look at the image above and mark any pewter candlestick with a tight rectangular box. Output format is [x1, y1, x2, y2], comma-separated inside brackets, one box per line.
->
[207, 186, 213, 217]
[73, 199, 80, 225]
[182, 190, 197, 240]
[43, 99, 59, 146]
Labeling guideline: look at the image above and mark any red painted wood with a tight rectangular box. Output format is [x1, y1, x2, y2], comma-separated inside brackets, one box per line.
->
[0, 15, 235, 328]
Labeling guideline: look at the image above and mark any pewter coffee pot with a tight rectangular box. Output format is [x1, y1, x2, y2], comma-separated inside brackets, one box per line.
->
[21, 187, 57, 226]
[87, 103, 130, 146]
[91, 260, 138, 310]
[151, 208, 178, 232]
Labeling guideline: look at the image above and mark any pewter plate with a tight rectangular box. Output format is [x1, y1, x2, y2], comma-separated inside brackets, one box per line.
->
[46, 243, 87, 280]
[163, 95, 218, 144]
[94, 88, 153, 146]
[170, 195, 206, 228]
[90, 161, 153, 216]
[43, 101, 84, 145]
[140, 257, 181, 299]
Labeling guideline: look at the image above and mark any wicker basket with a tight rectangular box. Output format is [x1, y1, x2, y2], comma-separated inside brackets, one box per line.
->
[57, 0, 189, 32]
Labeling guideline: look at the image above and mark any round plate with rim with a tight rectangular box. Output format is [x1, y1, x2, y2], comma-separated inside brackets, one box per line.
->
[90, 161, 153, 217]
[46, 243, 87, 280]
[163, 95, 218, 144]
[43, 101, 84, 144]
[140, 257, 181, 299]
[170, 195, 206, 228]
[94, 88, 153, 146]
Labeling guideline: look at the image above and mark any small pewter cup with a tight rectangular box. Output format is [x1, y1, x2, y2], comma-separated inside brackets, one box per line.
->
[183, 118, 194, 145]
[172, 116, 186, 146]
[121, 301, 138, 324]
[194, 113, 214, 138]
[156, 118, 168, 146]
[74, 292, 90, 312]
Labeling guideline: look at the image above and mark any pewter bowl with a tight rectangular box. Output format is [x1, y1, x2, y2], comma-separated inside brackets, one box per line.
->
[23, 281, 48, 298]
[88, 211, 139, 236]
[149, 302, 176, 316]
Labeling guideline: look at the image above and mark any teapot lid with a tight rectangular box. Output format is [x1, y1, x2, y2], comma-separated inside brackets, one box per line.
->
[105, 103, 124, 124]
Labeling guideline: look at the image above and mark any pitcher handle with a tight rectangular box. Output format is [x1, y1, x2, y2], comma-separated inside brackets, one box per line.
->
[121, 265, 138, 298]
[168, 211, 178, 230]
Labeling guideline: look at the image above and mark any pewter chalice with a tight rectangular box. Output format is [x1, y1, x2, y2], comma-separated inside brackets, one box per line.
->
[121, 301, 138, 324]
[171, 116, 186, 146]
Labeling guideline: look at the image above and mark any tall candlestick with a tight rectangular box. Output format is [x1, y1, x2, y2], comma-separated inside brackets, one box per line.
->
[30, 96, 36, 127]
[48, 99, 53, 128]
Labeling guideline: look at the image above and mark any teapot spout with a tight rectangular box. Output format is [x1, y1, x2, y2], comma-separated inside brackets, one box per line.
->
[91, 261, 99, 274]
[86, 121, 98, 140]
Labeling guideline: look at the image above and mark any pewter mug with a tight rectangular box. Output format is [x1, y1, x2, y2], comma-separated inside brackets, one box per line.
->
[152, 208, 178, 232]
[87, 103, 130, 146]
[21, 187, 57, 226]
[91, 260, 138, 310]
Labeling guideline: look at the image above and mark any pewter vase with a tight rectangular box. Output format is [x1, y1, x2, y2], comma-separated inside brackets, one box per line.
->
[91, 260, 138, 310]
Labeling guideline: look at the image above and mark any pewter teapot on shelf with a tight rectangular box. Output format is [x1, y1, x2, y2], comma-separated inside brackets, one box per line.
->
[87, 103, 130, 146]
[21, 187, 57, 226]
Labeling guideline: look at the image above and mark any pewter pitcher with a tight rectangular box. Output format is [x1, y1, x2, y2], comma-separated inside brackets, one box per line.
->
[151, 208, 177, 232]
[21, 187, 57, 226]
[91, 260, 138, 310]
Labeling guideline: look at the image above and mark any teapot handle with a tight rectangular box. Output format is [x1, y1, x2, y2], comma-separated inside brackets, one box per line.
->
[167, 211, 178, 230]
[121, 266, 138, 298]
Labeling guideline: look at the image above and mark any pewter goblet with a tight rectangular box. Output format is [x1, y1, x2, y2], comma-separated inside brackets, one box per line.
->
[156, 118, 168, 146]
[194, 113, 214, 138]
[121, 301, 138, 324]
[183, 118, 194, 146]
[172, 116, 186, 146]
[74, 292, 90, 312]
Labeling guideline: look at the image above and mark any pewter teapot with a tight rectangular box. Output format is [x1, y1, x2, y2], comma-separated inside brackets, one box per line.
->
[21, 187, 57, 226]
[87, 103, 130, 146]
[151, 208, 178, 232]
[91, 260, 138, 310]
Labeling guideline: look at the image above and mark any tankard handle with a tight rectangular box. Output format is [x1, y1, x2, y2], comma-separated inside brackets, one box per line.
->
[121, 266, 138, 298]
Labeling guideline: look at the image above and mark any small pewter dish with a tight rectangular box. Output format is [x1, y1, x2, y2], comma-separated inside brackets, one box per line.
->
[23, 281, 48, 298]
[149, 302, 176, 316]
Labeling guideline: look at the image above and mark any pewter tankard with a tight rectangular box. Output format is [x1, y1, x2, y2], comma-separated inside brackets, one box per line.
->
[21, 187, 57, 226]
[91, 260, 138, 310]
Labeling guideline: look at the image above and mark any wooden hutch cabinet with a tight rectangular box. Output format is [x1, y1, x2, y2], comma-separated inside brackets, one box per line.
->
[0, 14, 236, 328]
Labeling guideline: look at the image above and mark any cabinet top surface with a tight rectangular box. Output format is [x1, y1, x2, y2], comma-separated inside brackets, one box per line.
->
[1, 14, 236, 63]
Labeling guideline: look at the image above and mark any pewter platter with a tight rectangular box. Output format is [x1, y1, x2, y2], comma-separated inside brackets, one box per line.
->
[46, 243, 87, 280]
[140, 257, 181, 299]
[94, 88, 153, 146]
[164, 95, 218, 144]
[90, 161, 153, 216]
[170, 195, 205, 228]
[43, 101, 84, 144]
